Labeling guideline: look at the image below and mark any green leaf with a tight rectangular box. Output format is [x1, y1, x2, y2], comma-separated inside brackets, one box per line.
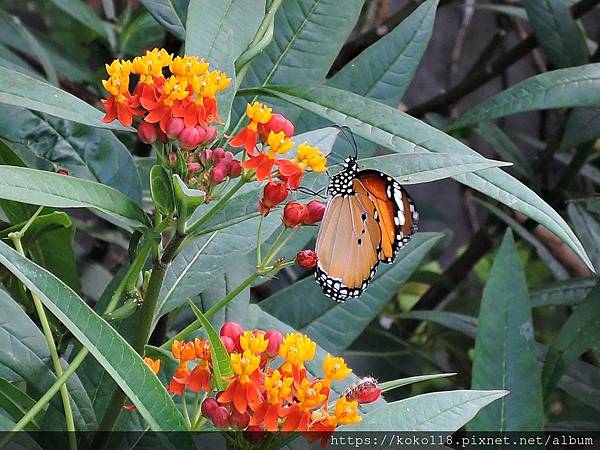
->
[449, 64, 600, 130]
[530, 277, 597, 308]
[188, 301, 233, 390]
[348, 390, 508, 431]
[559, 108, 600, 151]
[0, 167, 150, 230]
[119, 12, 166, 58]
[568, 204, 600, 272]
[260, 233, 443, 354]
[0, 289, 96, 431]
[248, 84, 593, 271]
[542, 281, 600, 396]
[150, 166, 174, 216]
[0, 44, 41, 79]
[0, 241, 189, 433]
[47, 0, 109, 39]
[522, 0, 588, 68]
[157, 211, 281, 318]
[394, 310, 477, 338]
[0, 211, 70, 243]
[0, 378, 41, 430]
[469, 230, 544, 431]
[378, 373, 456, 393]
[0, 105, 143, 203]
[475, 122, 533, 180]
[0, 67, 132, 132]
[140, 0, 188, 40]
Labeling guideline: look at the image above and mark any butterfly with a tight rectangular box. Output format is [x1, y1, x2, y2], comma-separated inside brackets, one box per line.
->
[315, 154, 419, 302]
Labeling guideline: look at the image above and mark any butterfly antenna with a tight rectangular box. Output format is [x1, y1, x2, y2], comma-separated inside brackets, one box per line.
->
[333, 125, 359, 159]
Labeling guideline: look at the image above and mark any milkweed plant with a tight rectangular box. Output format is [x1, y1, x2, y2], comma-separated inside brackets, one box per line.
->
[0, 0, 599, 449]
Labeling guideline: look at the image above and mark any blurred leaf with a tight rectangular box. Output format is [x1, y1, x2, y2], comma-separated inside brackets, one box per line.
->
[0, 241, 189, 433]
[0, 44, 40, 79]
[554, 152, 600, 187]
[260, 233, 443, 354]
[477, 198, 568, 279]
[0, 12, 57, 86]
[394, 310, 477, 338]
[0, 105, 143, 203]
[475, 122, 533, 180]
[0, 289, 95, 431]
[140, 0, 188, 40]
[150, 166, 174, 216]
[567, 204, 600, 272]
[522, 0, 588, 68]
[119, 12, 165, 57]
[248, 84, 592, 271]
[557, 358, 600, 413]
[0, 67, 131, 132]
[0, 166, 150, 230]
[450, 64, 600, 130]
[0, 377, 41, 430]
[542, 282, 600, 396]
[559, 108, 600, 151]
[530, 277, 597, 307]
[188, 302, 233, 390]
[469, 230, 544, 431]
[348, 390, 508, 431]
[46, 0, 109, 39]
[473, 3, 528, 19]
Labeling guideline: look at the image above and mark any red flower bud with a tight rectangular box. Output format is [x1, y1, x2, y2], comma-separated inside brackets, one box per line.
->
[179, 126, 201, 149]
[57, 168, 69, 176]
[304, 200, 326, 225]
[220, 335, 235, 353]
[210, 163, 227, 184]
[264, 330, 283, 358]
[296, 250, 318, 270]
[166, 117, 185, 139]
[167, 152, 178, 167]
[283, 201, 307, 228]
[229, 410, 250, 430]
[194, 124, 208, 144]
[199, 148, 213, 164]
[220, 322, 244, 352]
[260, 181, 289, 215]
[244, 425, 266, 444]
[211, 406, 230, 428]
[187, 162, 202, 173]
[258, 113, 294, 141]
[157, 127, 168, 144]
[205, 125, 217, 143]
[201, 397, 219, 418]
[137, 121, 157, 144]
[212, 147, 226, 163]
[343, 376, 381, 404]
[228, 159, 242, 178]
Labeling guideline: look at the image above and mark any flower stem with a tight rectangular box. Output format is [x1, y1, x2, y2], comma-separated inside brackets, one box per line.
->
[181, 393, 192, 430]
[185, 177, 246, 236]
[256, 214, 264, 267]
[8, 208, 76, 450]
[161, 272, 259, 349]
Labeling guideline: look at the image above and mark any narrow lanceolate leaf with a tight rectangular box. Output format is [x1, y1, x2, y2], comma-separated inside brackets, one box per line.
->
[542, 282, 600, 396]
[47, 0, 109, 39]
[559, 108, 600, 151]
[0, 241, 189, 433]
[329, 0, 438, 104]
[0, 67, 131, 132]
[0, 167, 150, 230]
[261, 233, 443, 354]
[530, 277, 597, 308]
[0, 105, 143, 203]
[188, 302, 233, 390]
[248, 84, 593, 271]
[522, 0, 588, 68]
[567, 204, 600, 272]
[450, 64, 600, 130]
[348, 390, 508, 431]
[0, 378, 41, 430]
[394, 311, 477, 338]
[0, 289, 96, 431]
[476, 122, 533, 180]
[469, 230, 544, 431]
[378, 373, 456, 393]
[140, 0, 188, 39]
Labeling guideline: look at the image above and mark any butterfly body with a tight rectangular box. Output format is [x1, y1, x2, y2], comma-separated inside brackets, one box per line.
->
[315, 156, 418, 302]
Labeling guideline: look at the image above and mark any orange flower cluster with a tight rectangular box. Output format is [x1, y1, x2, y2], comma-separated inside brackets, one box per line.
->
[230, 103, 328, 189]
[101, 48, 230, 144]
[142, 322, 380, 443]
